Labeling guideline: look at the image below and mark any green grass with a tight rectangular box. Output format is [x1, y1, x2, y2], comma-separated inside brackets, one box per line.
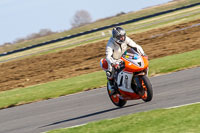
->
[0, 49, 200, 109]
[0, 71, 107, 109]
[149, 49, 200, 76]
[46, 103, 200, 133]
[0, 0, 199, 53]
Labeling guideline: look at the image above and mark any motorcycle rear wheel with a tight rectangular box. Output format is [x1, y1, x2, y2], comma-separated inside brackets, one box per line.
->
[107, 82, 127, 107]
[140, 75, 153, 102]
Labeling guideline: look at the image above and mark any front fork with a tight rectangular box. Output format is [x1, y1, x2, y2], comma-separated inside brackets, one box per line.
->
[132, 76, 145, 96]
[132, 68, 148, 95]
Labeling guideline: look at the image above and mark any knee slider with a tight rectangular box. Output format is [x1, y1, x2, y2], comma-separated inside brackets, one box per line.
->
[106, 71, 112, 78]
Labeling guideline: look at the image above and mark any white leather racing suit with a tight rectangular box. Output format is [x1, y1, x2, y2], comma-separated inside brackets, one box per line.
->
[106, 36, 145, 78]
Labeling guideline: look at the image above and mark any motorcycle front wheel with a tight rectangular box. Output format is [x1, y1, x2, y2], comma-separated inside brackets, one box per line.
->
[140, 75, 153, 102]
[107, 82, 127, 107]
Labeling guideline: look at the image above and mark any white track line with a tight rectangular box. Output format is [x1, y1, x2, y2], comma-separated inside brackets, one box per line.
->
[165, 101, 200, 109]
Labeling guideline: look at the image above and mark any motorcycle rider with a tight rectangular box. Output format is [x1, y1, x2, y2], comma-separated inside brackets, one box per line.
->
[105, 27, 146, 94]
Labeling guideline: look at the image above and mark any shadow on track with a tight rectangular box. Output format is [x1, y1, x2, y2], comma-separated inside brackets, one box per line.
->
[40, 102, 144, 128]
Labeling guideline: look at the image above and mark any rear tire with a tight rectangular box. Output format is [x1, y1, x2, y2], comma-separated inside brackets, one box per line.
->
[140, 76, 153, 102]
[107, 82, 126, 107]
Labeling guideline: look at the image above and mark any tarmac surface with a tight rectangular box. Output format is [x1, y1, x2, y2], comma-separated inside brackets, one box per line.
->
[0, 67, 199, 133]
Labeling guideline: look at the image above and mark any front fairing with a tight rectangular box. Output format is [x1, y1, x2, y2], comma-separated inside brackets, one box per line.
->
[121, 49, 148, 72]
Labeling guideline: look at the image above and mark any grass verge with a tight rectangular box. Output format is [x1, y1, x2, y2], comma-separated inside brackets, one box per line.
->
[0, 49, 200, 109]
[46, 103, 200, 133]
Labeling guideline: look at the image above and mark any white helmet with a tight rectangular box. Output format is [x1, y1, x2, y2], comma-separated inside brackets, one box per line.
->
[112, 27, 126, 44]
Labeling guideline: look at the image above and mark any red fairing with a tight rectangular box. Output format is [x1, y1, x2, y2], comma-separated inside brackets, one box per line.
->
[119, 90, 141, 100]
[100, 58, 108, 70]
[121, 56, 148, 73]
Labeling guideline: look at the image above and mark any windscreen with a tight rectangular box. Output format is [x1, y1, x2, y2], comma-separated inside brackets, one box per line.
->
[122, 48, 140, 61]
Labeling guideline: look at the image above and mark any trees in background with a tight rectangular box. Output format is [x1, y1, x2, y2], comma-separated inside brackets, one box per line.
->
[1, 9, 92, 46]
[71, 10, 92, 28]
[14, 29, 56, 43]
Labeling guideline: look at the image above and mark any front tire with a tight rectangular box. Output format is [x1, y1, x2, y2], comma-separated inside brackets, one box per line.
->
[107, 82, 126, 107]
[140, 76, 153, 102]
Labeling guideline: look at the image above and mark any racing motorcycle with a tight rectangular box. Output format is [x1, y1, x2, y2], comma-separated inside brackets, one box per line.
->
[100, 48, 153, 107]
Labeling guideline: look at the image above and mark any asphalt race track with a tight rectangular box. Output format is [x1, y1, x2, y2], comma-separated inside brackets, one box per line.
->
[0, 67, 200, 133]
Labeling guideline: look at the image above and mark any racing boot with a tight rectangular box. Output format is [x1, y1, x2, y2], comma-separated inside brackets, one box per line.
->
[106, 71, 117, 95]
[108, 79, 117, 95]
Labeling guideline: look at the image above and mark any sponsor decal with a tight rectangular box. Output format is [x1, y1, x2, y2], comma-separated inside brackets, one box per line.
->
[125, 55, 129, 59]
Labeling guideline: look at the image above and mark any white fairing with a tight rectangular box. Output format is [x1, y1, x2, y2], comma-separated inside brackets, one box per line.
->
[117, 71, 134, 93]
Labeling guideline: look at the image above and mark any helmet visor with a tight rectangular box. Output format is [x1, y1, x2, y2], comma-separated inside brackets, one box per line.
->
[116, 35, 125, 42]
